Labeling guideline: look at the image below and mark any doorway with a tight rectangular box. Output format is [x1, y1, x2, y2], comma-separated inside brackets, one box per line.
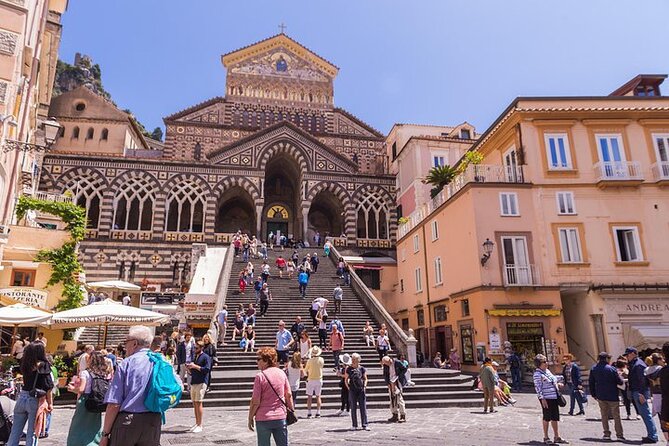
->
[506, 321, 545, 359]
[434, 325, 453, 359]
[266, 221, 288, 242]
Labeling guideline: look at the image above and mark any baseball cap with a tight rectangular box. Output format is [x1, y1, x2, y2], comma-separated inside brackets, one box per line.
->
[623, 347, 637, 355]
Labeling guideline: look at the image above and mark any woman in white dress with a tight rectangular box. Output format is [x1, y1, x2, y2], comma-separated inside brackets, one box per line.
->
[299, 331, 312, 365]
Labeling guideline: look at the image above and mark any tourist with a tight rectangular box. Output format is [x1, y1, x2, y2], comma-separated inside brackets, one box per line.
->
[275, 320, 294, 366]
[299, 331, 312, 364]
[268, 231, 275, 249]
[276, 255, 286, 278]
[287, 352, 303, 408]
[290, 316, 305, 352]
[231, 312, 246, 341]
[66, 350, 110, 445]
[323, 239, 332, 257]
[261, 261, 270, 283]
[121, 293, 131, 306]
[101, 326, 169, 446]
[363, 321, 374, 347]
[491, 361, 515, 406]
[186, 341, 212, 433]
[250, 236, 258, 259]
[616, 356, 640, 420]
[298, 268, 309, 298]
[177, 332, 196, 391]
[202, 333, 217, 367]
[310, 298, 321, 327]
[382, 355, 408, 423]
[625, 346, 659, 443]
[248, 347, 293, 446]
[310, 253, 319, 273]
[216, 305, 228, 345]
[305, 346, 324, 418]
[433, 352, 448, 369]
[150, 335, 162, 353]
[8, 341, 54, 446]
[316, 310, 328, 350]
[259, 283, 272, 317]
[79, 344, 95, 373]
[244, 325, 256, 353]
[333, 284, 343, 315]
[11, 334, 26, 360]
[342, 261, 351, 285]
[508, 349, 523, 391]
[253, 278, 263, 305]
[533, 353, 568, 444]
[562, 354, 585, 416]
[314, 231, 321, 247]
[645, 353, 664, 424]
[335, 353, 351, 417]
[479, 357, 496, 414]
[329, 324, 345, 372]
[329, 316, 345, 336]
[246, 303, 257, 326]
[260, 242, 268, 261]
[242, 235, 250, 262]
[376, 328, 390, 360]
[344, 352, 369, 431]
[291, 250, 299, 266]
[286, 259, 295, 279]
[233, 236, 241, 257]
[589, 351, 624, 441]
[246, 261, 255, 284]
[35, 332, 47, 348]
[659, 342, 669, 445]
[337, 257, 345, 278]
[238, 270, 247, 294]
[449, 348, 461, 371]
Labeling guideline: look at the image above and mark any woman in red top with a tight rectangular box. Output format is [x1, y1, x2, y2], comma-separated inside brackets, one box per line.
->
[248, 347, 293, 446]
[239, 270, 246, 294]
[329, 325, 345, 372]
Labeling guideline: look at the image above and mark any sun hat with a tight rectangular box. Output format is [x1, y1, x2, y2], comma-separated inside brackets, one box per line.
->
[340, 353, 352, 366]
[310, 346, 322, 357]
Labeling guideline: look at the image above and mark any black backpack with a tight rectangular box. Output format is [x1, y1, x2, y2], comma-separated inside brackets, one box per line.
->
[348, 367, 364, 392]
[84, 373, 110, 413]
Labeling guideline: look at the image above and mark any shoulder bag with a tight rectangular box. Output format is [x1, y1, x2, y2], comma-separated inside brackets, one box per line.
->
[28, 362, 47, 399]
[541, 370, 566, 407]
[261, 370, 297, 426]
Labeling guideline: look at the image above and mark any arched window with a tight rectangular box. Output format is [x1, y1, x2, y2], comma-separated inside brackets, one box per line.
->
[72, 127, 80, 139]
[165, 180, 206, 232]
[112, 177, 155, 230]
[86, 127, 94, 139]
[356, 191, 390, 239]
[100, 128, 108, 140]
[65, 173, 105, 229]
[58, 126, 65, 138]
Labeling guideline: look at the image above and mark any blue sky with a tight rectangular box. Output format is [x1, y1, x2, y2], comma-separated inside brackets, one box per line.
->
[59, 0, 669, 136]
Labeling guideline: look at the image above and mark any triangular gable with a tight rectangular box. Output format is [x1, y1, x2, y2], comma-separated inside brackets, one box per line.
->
[49, 86, 128, 122]
[163, 97, 225, 122]
[332, 108, 383, 138]
[209, 121, 357, 174]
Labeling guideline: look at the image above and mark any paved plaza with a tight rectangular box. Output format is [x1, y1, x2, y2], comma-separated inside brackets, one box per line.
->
[44, 393, 659, 445]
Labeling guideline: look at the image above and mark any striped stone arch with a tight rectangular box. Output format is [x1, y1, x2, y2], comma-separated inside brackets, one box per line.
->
[56, 166, 109, 192]
[108, 169, 161, 191]
[212, 176, 261, 202]
[257, 139, 310, 172]
[352, 185, 397, 241]
[38, 168, 56, 193]
[305, 181, 351, 206]
[160, 172, 212, 196]
[56, 167, 109, 230]
[158, 173, 212, 234]
[108, 170, 161, 232]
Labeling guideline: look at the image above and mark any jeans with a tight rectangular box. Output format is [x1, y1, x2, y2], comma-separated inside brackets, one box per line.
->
[334, 299, 341, 315]
[318, 329, 327, 349]
[333, 350, 341, 369]
[568, 383, 584, 414]
[349, 389, 368, 428]
[632, 390, 658, 441]
[299, 283, 307, 298]
[242, 249, 249, 262]
[259, 300, 269, 316]
[510, 368, 522, 391]
[8, 391, 39, 446]
[256, 419, 288, 446]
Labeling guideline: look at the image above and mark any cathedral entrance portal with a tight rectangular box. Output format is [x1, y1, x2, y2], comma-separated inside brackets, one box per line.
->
[262, 153, 301, 241]
[307, 190, 343, 242]
[215, 186, 255, 233]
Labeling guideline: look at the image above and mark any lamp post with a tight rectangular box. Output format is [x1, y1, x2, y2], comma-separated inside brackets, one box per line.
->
[480, 238, 494, 266]
[1, 117, 62, 153]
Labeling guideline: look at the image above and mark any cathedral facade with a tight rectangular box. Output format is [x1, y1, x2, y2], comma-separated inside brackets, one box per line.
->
[39, 34, 396, 284]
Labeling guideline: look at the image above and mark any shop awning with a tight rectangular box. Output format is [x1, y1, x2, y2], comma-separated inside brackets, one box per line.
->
[353, 265, 383, 270]
[623, 325, 669, 350]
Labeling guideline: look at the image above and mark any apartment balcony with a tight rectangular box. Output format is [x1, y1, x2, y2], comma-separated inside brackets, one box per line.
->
[503, 264, 541, 286]
[651, 161, 669, 185]
[30, 191, 74, 203]
[594, 161, 643, 187]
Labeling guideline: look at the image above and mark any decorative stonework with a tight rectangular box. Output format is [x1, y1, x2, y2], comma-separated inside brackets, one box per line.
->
[0, 30, 18, 56]
[0, 81, 7, 103]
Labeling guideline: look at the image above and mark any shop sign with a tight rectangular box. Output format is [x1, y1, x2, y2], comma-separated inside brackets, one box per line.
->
[506, 322, 544, 336]
[141, 292, 185, 306]
[0, 288, 48, 309]
[184, 301, 215, 318]
[619, 303, 669, 313]
[489, 332, 501, 350]
[488, 309, 561, 317]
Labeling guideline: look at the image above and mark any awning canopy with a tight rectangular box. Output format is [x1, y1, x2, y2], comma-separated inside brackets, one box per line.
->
[49, 298, 170, 328]
[86, 280, 141, 291]
[623, 325, 669, 350]
[353, 265, 383, 270]
[0, 303, 52, 326]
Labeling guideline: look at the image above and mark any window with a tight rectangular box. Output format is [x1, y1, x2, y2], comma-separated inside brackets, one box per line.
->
[433, 155, 446, 167]
[434, 256, 443, 285]
[612, 226, 644, 262]
[100, 128, 108, 140]
[499, 192, 519, 216]
[460, 129, 471, 139]
[415, 267, 422, 292]
[11, 269, 35, 287]
[431, 220, 439, 241]
[652, 134, 669, 178]
[72, 126, 80, 139]
[401, 248, 406, 262]
[399, 279, 404, 293]
[558, 228, 583, 263]
[503, 148, 521, 182]
[391, 142, 397, 160]
[401, 318, 410, 330]
[556, 192, 576, 215]
[434, 305, 447, 322]
[356, 190, 390, 239]
[165, 180, 207, 232]
[86, 127, 94, 140]
[64, 171, 105, 229]
[75, 102, 86, 111]
[112, 177, 155, 231]
[461, 299, 470, 317]
[417, 308, 425, 326]
[413, 234, 420, 253]
[358, 269, 380, 290]
[544, 133, 572, 169]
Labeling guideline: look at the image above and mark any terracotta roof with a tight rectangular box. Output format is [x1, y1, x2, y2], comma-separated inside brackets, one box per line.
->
[163, 96, 226, 121]
[333, 107, 383, 138]
[221, 33, 339, 73]
[49, 86, 129, 122]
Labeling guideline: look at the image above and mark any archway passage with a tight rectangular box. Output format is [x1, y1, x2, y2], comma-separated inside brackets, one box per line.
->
[215, 186, 255, 233]
[263, 153, 301, 241]
[308, 190, 343, 242]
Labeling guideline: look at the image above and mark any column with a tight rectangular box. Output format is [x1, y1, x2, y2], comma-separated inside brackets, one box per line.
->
[256, 204, 263, 239]
[301, 206, 309, 243]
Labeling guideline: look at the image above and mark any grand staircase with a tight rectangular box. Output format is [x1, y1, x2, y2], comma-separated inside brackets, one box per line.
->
[180, 247, 481, 410]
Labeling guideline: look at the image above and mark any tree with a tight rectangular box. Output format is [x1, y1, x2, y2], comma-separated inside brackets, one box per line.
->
[423, 165, 458, 198]
[150, 127, 163, 141]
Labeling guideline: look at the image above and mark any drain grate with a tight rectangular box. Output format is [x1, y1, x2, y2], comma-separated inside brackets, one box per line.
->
[169, 438, 205, 445]
[212, 440, 242, 445]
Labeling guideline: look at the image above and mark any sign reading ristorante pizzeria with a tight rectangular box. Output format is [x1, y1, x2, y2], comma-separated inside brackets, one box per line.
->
[0, 288, 48, 309]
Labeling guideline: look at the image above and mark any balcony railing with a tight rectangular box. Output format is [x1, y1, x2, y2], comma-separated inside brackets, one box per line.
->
[25, 191, 74, 203]
[594, 161, 643, 182]
[503, 264, 540, 286]
[399, 164, 525, 238]
[651, 161, 669, 181]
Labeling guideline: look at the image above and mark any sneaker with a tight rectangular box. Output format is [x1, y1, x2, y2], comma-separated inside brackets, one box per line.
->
[641, 438, 658, 444]
[602, 435, 611, 441]
[553, 438, 569, 444]
[315, 413, 321, 418]
[363, 426, 370, 431]
[387, 414, 399, 422]
[576, 411, 585, 415]
[351, 426, 358, 431]
[307, 413, 312, 419]
[191, 425, 203, 433]
[335, 409, 343, 416]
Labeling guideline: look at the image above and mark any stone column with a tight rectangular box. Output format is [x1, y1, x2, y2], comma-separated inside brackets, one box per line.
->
[256, 205, 263, 239]
[406, 328, 418, 368]
[301, 206, 309, 243]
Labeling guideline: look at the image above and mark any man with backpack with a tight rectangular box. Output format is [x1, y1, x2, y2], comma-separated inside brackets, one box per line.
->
[101, 326, 182, 446]
[508, 350, 523, 391]
[382, 355, 408, 423]
[345, 352, 369, 430]
[298, 269, 309, 299]
[186, 341, 212, 433]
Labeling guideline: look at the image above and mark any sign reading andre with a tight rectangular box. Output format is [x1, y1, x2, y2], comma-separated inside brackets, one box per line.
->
[0, 288, 49, 309]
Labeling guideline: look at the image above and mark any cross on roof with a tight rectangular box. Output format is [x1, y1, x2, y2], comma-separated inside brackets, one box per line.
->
[278, 22, 287, 33]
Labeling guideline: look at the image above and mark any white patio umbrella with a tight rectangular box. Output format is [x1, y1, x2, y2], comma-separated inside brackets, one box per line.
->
[0, 303, 53, 349]
[86, 280, 141, 291]
[49, 298, 170, 347]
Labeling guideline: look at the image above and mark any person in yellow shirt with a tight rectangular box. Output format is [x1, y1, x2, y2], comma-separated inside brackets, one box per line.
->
[304, 346, 324, 418]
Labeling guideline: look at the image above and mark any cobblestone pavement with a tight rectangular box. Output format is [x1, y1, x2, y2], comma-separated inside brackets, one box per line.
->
[45, 393, 660, 445]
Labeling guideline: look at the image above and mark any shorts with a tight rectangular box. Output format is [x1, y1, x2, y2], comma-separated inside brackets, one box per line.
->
[277, 350, 289, 364]
[191, 383, 207, 402]
[278, 266, 285, 271]
[541, 398, 560, 422]
[306, 380, 323, 396]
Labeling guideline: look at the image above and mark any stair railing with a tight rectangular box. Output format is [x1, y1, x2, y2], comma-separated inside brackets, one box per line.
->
[208, 244, 236, 341]
[327, 243, 418, 367]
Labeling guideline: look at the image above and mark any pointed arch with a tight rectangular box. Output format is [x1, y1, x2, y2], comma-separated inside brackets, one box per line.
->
[213, 176, 261, 202]
[353, 186, 394, 240]
[112, 176, 157, 231]
[57, 167, 108, 229]
[162, 175, 209, 233]
[257, 139, 310, 172]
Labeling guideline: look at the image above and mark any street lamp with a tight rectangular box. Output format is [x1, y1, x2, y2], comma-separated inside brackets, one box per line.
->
[480, 238, 494, 266]
[1, 117, 62, 153]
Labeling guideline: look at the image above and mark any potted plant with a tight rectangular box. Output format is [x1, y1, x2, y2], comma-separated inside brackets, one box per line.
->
[52, 355, 71, 388]
[459, 151, 485, 182]
[423, 164, 458, 198]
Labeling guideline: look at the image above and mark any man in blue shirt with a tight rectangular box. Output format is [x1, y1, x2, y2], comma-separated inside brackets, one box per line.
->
[216, 305, 228, 346]
[589, 352, 624, 441]
[101, 325, 180, 446]
[625, 347, 658, 443]
[298, 269, 309, 298]
[275, 320, 294, 366]
[187, 341, 212, 433]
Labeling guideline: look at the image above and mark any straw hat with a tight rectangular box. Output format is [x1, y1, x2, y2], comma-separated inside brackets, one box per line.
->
[340, 353, 352, 366]
[310, 346, 322, 357]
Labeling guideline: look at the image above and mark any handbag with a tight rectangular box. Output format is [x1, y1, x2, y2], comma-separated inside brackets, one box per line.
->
[541, 370, 566, 407]
[261, 370, 297, 426]
[28, 363, 47, 399]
